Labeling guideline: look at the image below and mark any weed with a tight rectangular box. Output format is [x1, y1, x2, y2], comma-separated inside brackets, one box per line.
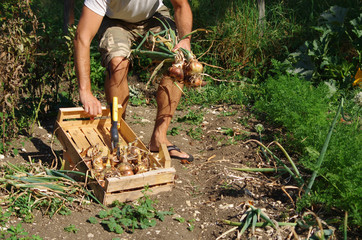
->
[132, 113, 143, 120]
[174, 217, 185, 223]
[64, 224, 78, 234]
[167, 126, 180, 136]
[129, 97, 147, 106]
[87, 216, 98, 224]
[220, 110, 237, 117]
[187, 127, 203, 140]
[0, 223, 43, 240]
[93, 187, 173, 234]
[177, 110, 204, 125]
[187, 219, 196, 231]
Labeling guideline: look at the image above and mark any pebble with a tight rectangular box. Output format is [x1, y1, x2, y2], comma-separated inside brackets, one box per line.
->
[186, 200, 191, 207]
[194, 210, 201, 216]
[155, 230, 161, 234]
[0, 155, 4, 160]
[87, 233, 94, 238]
[172, 214, 182, 219]
[218, 203, 234, 209]
[141, 119, 151, 123]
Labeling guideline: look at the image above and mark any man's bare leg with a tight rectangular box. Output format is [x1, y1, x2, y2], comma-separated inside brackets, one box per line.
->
[149, 76, 190, 159]
[105, 57, 130, 118]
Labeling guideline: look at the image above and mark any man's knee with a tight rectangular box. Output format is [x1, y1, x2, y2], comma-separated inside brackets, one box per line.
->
[108, 57, 129, 74]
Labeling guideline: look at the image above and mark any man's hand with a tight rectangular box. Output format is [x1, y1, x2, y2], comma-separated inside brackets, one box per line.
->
[174, 37, 191, 52]
[80, 90, 102, 116]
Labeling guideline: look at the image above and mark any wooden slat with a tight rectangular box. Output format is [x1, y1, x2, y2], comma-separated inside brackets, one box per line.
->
[57, 106, 122, 122]
[159, 144, 171, 168]
[96, 127, 112, 149]
[104, 126, 128, 147]
[54, 124, 88, 173]
[104, 168, 175, 193]
[68, 128, 90, 151]
[57, 107, 107, 122]
[119, 119, 137, 144]
[102, 184, 174, 205]
[59, 118, 108, 129]
[80, 127, 106, 147]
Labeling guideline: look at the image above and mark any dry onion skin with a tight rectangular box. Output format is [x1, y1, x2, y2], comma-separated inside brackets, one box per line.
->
[81, 141, 152, 182]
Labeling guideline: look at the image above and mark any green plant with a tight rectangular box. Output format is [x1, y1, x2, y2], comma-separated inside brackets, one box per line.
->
[254, 73, 361, 226]
[187, 219, 196, 231]
[187, 127, 203, 140]
[174, 217, 185, 223]
[87, 216, 98, 224]
[285, 6, 361, 88]
[64, 224, 78, 234]
[220, 110, 237, 116]
[177, 110, 204, 125]
[94, 188, 173, 234]
[167, 126, 180, 136]
[0, 223, 43, 240]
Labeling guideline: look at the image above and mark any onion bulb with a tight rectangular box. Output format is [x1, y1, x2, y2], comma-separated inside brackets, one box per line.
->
[168, 63, 184, 81]
[186, 74, 207, 88]
[186, 59, 203, 74]
[121, 170, 134, 176]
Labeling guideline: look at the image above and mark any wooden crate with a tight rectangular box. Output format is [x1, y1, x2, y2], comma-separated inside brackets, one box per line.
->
[54, 106, 175, 205]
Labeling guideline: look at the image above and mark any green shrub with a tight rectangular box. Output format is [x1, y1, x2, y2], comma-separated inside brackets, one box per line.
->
[254, 73, 361, 226]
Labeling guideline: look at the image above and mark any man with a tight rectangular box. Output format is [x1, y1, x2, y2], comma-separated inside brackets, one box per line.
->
[74, 0, 194, 162]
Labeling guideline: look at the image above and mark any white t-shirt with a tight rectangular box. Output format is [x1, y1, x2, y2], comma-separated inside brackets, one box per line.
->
[84, 0, 164, 23]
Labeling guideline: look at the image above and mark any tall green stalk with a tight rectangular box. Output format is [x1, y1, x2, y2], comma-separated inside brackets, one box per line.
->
[304, 97, 344, 195]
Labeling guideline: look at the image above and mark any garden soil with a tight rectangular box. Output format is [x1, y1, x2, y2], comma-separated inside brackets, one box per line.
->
[1, 81, 329, 240]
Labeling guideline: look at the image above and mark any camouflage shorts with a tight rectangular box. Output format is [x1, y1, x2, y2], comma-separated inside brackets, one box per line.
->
[98, 5, 176, 67]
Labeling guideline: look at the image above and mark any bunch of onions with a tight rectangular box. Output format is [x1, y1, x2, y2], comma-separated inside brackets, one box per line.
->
[168, 48, 206, 88]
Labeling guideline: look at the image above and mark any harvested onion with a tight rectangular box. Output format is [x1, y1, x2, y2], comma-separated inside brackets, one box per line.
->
[168, 63, 184, 81]
[186, 59, 203, 74]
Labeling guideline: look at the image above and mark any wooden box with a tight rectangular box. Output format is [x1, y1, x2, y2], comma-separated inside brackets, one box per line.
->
[54, 106, 175, 205]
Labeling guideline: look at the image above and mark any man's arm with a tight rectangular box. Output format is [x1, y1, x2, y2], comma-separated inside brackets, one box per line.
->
[74, 5, 104, 116]
[170, 0, 193, 51]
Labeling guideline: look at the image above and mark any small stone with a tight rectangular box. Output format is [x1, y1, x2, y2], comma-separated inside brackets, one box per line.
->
[172, 214, 182, 219]
[141, 119, 151, 123]
[186, 200, 191, 207]
[87, 233, 94, 238]
[218, 203, 234, 209]
[155, 230, 161, 234]
[0, 155, 4, 160]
